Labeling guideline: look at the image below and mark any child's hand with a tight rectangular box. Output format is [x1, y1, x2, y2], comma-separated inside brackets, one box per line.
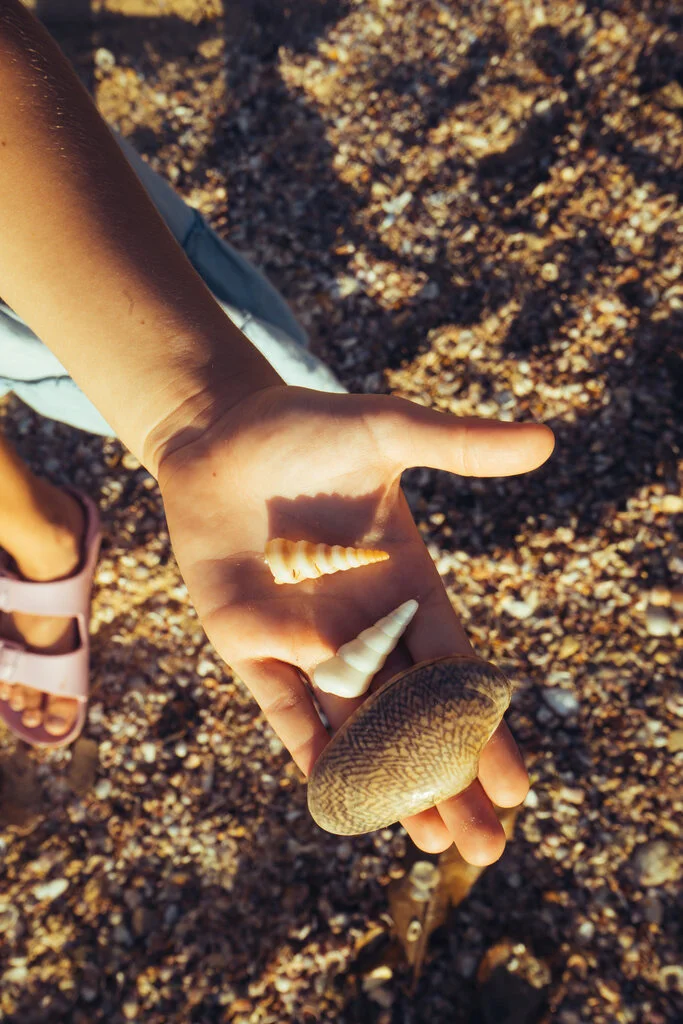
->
[156, 385, 554, 864]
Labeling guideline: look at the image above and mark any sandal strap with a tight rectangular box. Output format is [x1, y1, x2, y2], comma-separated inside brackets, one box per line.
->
[0, 638, 88, 701]
[0, 572, 93, 618]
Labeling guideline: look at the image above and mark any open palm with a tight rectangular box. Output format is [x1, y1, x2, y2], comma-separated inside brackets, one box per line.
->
[157, 385, 554, 864]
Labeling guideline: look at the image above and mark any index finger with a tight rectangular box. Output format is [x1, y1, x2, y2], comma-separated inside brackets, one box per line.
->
[237, 658, 329, 777]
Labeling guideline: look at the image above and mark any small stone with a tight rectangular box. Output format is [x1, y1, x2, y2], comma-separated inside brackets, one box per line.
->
[596, 978, 620, 1003]
[542, 688, 580, 717]
[113, 924, 133, 946]
[632, 840, 679, 887]
[661, 494, 683, 513]
[557, 636, 580, 660]
[421, 281, 440, 300]
[185, 753, 202, 769]
[667, 730, 683, 753]
[456, 951, 478, 978]
[541, 262, 560, 282]
[536, 705, 555, 726]
[645, 605, 673, 637]
[32, 878, 69, 902]
[94, 47, 115, 71]
[5, 965, 29, 984]
[197, 658, 218, 677]
[121, 452, 141, 471]
[659, 965, 683, 992]
[502, 597, 536, 620]
[67, 737, 99, 795]
[560, 786, 585, 805]
[524, 789, 539, 809]
[368, 987, 394, 1009]
[577, 920, 595, 941]
[94, 778, 112, 800]
[140, 742, 157, 764]
[649, 585, 672, 607]
[174, 741, 188, 758]
[641, 896, 663, 924]
[122, 999, 139, 1020]
[0, 903, 19, 934]
[231, 1000, 252, 1014]
[274, 977, 292, 993]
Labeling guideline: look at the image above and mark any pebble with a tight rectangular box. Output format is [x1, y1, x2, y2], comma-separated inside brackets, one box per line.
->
[559, 786, 585, 805]
[649, 585, 672, 607]
[557, 636, 580, 660]
[502, 597, 536, 620]
[661, 494, 683, 513]
[541, 262, 560, 282]
[140, 742, 157, 764]
[645, 605, 673, 637]
[197, 658, 218, 677]
[94, 47, 115, 71]
[577, 920, 595, 941]
[659, 965, 683, 992]
[32, 878, 69, 902]
[667, 730, 683, 753]
[94, 778, 112, 800]
[0, 903, 19, 934]
[542, 688, 580, 717]
[174, 741, 188, 758]
[641, 896, 663, 925]
[4, 965, 29, 984]
[632, 840, 679, 887]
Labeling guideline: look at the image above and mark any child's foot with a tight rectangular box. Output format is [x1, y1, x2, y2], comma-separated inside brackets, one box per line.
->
[0, 488, 84, 737]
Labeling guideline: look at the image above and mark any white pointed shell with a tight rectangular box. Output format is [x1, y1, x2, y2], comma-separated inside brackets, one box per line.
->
[312, 600, 418, 698]
[265, 538, 389, 585]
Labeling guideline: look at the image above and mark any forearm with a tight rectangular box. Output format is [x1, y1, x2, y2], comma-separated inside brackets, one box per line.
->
[0, 1, 281, 473]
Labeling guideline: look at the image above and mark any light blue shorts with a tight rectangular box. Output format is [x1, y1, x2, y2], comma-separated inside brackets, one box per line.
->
[0, 133, 344, 436]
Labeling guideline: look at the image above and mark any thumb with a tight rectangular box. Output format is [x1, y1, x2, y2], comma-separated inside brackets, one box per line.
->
[371, 395, 555, 477]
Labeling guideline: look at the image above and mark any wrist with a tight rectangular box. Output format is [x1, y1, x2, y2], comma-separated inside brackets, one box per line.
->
[141, 349, 283, 480]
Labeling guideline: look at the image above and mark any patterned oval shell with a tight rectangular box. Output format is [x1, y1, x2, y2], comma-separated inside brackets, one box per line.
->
[307, 656, 512, 835]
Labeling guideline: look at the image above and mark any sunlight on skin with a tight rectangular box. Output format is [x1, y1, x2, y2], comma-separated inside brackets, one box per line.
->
[157, 387, 555, 866]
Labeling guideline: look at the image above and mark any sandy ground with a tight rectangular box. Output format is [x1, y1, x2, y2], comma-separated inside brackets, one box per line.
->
[1, 1, 682, 1022]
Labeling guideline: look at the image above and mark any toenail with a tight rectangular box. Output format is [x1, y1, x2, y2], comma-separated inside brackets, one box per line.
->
[9, 693, 26, 712]
[46, 715, 69, 734]
[22, 709, 42, 729]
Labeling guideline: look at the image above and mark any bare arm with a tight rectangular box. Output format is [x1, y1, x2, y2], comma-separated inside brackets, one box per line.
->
[0, 0, 280, 473]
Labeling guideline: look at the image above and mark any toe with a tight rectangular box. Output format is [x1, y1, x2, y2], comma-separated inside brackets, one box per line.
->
[9, 685, 27, 712]
[22, 706, 43, 729]
[20, 687, 43, 729]
[0, 682, 11, 701]
[45, 695, 79, 736]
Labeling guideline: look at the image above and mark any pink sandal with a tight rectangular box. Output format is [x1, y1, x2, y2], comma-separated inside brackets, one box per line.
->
[0, 490, 101, 748]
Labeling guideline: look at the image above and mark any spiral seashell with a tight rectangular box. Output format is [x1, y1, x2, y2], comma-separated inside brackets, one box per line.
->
[312, 600, 419, 698]
[308, 656, 512, 835]
[264, 538, 389, 585]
